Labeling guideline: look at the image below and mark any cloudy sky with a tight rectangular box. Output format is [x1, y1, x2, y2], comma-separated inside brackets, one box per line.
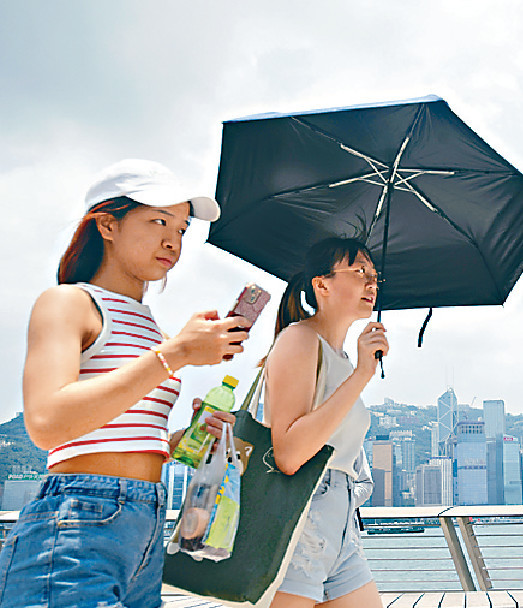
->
[1, 0, 522, 430]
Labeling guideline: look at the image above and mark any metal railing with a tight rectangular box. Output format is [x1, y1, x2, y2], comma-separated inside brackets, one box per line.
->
[358, 505, 523, 593]
[1, 506, 522, 593]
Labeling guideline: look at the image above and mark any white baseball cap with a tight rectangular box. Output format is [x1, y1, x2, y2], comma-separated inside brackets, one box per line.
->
[84, 159, 220, 222]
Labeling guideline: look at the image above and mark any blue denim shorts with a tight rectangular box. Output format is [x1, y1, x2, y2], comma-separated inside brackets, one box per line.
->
[278, 469, 373, 603]
[0, 474, 167, 608]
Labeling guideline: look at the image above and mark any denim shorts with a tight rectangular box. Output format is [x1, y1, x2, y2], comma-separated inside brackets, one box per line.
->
[278, 469, 373, 603]
[0, 474, 167, 608]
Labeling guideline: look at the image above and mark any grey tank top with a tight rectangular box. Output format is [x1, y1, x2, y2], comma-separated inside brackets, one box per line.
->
[315, 335, 370, 478]
[264, 331, 370, 479]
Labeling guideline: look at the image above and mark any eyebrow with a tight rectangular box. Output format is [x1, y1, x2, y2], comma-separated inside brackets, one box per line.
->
[153, 208, 190, 227]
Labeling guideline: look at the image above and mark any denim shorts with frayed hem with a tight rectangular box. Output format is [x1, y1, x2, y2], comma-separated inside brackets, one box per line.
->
[0, 474, 167, 608]
[277, 469, 373, 603]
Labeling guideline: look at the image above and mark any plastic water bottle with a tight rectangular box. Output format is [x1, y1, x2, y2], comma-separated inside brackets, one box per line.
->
[172, 375, 238, 468]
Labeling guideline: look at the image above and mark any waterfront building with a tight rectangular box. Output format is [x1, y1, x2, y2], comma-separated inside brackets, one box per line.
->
[430, 421, 439, 458]
[415, 462, 442, 506]
[502, 434, 523, 505]
[483, 399, 505, 440]
[390, 430, 415, 473]
[429, 457, 453, 505]
[162, 461, 193, 510]
[487, 437, 504, 505]
[453, 421, 488, 506]
[1, 472, 43, 510]
[371, 437, 394, 506]
[437, 388, 457, 456]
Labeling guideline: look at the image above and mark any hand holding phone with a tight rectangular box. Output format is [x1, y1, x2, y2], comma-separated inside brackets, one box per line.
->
[223, 283, 271, 360]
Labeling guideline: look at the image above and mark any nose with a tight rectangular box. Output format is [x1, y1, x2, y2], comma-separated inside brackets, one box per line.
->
[162, 229, 182, 252]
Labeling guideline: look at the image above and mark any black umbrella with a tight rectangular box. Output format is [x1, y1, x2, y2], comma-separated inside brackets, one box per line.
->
[209, 96, 523, 339]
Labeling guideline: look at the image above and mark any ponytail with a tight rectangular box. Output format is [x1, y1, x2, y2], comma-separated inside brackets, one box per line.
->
[275, 272, 311, 338]
[57, 197, 141, 285]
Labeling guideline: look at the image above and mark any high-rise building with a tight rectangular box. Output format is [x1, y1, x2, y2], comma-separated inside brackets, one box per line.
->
[453, 421, 488, 506]
[162, 461, 194, 510]
[430, 421, 439, 458]
[1, 472, 43, 510]
[483, 400, 506, 439]
[438, 388, 457, 455]
[371, 437, 394, 506]
[415, 457, 453, 506]
[486, 437, 504, 505]
[390, 430, 415, 473]
[502, 435, 523, 505]
[415, 463, 442, 506]
[429, 457, 453, 505]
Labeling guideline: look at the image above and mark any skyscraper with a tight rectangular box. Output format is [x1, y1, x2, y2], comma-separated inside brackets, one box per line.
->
[483, 400, 506, 439]
[453, 421, 488, 506]
[371, 437, 394, 507]
[415, 463, 443, 506]
[487, 437, 504, 505]
[162, 461, 194, 510]
[502, 435, 523, 505]
[430, 457, 453, 505]
[438, 388, 457, 456]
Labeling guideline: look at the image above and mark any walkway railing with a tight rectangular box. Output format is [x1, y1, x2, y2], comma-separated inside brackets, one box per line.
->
[2, 505, 523, 594]
[358, 505, 523, 593]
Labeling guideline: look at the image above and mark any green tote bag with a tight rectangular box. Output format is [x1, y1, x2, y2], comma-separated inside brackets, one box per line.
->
[163, 341, 334, 607]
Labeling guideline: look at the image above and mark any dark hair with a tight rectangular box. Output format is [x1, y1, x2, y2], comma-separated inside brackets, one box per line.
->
[57, 197, 142, 284]
[275, 236, 373, 337]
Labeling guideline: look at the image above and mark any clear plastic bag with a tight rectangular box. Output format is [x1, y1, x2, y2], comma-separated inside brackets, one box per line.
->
[170, 423, 241, 562]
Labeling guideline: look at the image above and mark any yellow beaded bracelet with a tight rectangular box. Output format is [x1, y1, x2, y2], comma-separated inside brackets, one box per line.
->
[152, 348, 175, 380]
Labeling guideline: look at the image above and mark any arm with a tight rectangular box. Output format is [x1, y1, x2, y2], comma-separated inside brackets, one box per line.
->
[352, 447, 373, 508]
[23, 286, 250, 450]
[267, 322, 388, 475]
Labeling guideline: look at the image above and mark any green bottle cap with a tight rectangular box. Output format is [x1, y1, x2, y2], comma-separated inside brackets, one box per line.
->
[222, 375, 239, 389]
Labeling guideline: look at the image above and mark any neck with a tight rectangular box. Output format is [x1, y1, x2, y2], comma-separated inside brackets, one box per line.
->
[90, 263, 146, 302]
[304, 309, 356, 352]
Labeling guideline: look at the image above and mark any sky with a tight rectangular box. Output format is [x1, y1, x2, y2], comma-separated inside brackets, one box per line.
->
[1, 0, 522, 431]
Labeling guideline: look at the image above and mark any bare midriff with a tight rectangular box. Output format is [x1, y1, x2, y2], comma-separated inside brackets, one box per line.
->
[49, 452, 166, 483]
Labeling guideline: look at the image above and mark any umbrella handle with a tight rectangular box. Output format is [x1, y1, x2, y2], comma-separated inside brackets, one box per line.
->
[375, 350, 385, 379]
[375, 310, 385, 378]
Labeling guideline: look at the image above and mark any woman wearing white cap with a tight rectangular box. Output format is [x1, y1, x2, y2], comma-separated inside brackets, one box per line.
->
[0, 160, 251, 608]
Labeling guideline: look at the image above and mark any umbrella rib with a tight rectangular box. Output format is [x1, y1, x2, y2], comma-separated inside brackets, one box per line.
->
[291, 117, 389, 177]
[329, 171, 387, 188]
[400, 179, 505, 301]
[395, 169, 455, 186]
[367, 132, 413, 239]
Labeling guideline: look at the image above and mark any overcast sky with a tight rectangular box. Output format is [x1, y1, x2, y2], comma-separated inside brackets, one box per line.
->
[1, 0, 522, 430]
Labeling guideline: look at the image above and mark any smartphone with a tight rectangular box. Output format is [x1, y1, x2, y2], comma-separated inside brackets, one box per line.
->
[223, 283, 271, 359]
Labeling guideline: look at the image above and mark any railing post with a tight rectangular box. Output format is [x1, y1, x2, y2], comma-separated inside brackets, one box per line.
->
[456, 517, 492, 591]
[439, 515, 476, 591]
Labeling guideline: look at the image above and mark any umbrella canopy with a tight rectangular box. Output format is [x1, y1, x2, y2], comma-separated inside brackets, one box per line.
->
[209, 96, 523, 312]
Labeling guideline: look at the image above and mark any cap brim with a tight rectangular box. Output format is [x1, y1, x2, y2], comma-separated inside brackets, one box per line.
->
[119, 187, 220, 221]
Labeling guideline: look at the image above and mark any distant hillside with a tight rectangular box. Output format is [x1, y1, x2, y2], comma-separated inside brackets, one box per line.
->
[0, 413, 47, 484]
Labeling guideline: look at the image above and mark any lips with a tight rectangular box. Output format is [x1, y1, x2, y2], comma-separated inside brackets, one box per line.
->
[156, 256, 175, 269]
[362, 296, 375, 305]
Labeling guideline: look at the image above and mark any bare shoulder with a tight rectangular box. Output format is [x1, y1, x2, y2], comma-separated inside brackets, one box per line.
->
[268, 323, 319, 366]
[32, 284, 94, 317]
[29, 285, 98, 336]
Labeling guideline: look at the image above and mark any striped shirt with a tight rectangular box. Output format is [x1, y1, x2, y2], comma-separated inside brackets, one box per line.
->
[47, 283, 181, 467]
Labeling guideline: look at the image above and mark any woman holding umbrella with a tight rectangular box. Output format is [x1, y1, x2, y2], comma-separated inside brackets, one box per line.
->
[0, 159, 251, 608]
[264, 236, 388, 608]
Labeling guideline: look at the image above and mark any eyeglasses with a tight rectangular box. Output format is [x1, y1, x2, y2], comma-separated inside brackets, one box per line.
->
[331, 267, 382, 287]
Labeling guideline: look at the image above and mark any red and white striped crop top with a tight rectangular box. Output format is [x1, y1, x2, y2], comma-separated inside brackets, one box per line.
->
[47, 283, 181, 468]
